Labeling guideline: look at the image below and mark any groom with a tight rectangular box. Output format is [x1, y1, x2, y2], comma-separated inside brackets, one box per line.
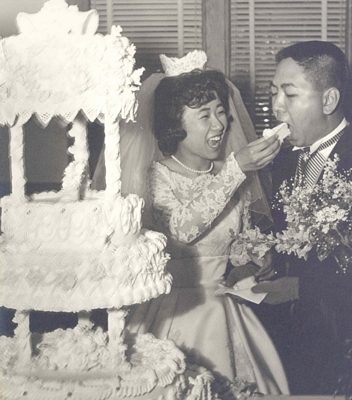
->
[253, 41, 352, 395]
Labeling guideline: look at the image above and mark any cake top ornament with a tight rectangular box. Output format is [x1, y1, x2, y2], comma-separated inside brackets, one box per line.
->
[0, 0, 144, 127]
[16, 0, 99, 35]
[159, 49, 207, 76]
[0, 0, 144, 201]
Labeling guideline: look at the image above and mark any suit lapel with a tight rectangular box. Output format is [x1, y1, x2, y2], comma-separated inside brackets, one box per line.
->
[316, 125, 352, 183]
[271, 144, 298, 196]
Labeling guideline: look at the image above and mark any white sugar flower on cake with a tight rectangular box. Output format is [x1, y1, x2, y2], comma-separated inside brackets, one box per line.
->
[16, 0, 99, 35]
[0, 0, 163, 365]
[0, 2, 219, 399]
[0, 0, 143, 127]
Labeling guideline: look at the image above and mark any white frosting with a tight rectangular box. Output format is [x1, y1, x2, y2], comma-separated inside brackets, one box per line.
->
[0, 233, 172, 312]
[9, 125, 27, 201]
[1, 195, 106, 252]
[103, 118, 122, 200]
[17, 0, 99, 35]
[0, 188, 172, 312]
[0, 332, 217, 400]
[107, 309, 129, 370]
[0, 3, 143, 126]
[0, 2, 218, 399]
[12, 312, 31, 369]
[36, 322, 112, 372]
[0, 193, 149, 253]
[262, 122, 291, 144]
[61, 118, 89, 200]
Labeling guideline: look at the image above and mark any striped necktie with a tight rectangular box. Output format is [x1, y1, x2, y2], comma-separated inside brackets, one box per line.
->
[294, 147, 310, 187]
[294, 130, 344, 188]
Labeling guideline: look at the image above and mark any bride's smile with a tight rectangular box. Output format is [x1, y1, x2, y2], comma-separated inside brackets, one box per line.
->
[176, 94, 228, 168]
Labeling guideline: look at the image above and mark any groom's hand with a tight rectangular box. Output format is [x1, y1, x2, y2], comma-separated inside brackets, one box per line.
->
[225, 263, 260, 286]
[235, 135, 280, 171]
[252, 277, 299, 304]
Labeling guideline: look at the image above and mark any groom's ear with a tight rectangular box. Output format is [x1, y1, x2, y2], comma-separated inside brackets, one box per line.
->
[322, 87, 340, 115]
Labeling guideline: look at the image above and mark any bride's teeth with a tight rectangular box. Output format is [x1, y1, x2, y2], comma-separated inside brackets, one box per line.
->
[209, 136, 221, 146]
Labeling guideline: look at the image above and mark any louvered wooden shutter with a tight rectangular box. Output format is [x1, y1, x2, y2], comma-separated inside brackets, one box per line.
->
[90, 0, 202, 75]
[230, 0, 347, 134]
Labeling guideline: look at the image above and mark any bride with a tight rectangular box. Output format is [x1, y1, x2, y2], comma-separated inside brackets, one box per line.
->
[92, 50, 289, 398]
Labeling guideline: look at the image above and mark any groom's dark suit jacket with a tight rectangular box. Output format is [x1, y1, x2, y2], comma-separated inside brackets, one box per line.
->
[268, 124, 352, 395]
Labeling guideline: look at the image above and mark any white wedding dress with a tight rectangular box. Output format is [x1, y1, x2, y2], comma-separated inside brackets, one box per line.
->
[127, 153, 289, 396]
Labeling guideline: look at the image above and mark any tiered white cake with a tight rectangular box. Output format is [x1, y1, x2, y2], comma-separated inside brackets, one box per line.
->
[0, 1, 217, 399]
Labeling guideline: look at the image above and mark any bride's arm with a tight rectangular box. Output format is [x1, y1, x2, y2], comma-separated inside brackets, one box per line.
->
[151, 152, 246, 243]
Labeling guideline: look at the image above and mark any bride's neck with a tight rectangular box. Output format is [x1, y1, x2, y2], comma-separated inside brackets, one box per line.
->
[172, 152, 212, 172]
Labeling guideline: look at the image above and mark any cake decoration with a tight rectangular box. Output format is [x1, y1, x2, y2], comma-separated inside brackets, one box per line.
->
[0, 1, 218, 399]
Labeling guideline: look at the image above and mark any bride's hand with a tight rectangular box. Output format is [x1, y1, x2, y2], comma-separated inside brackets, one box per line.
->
[235, 135, 280, 171]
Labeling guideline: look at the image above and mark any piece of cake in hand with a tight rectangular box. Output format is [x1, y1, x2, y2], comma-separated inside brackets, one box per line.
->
[263, 122, 290, 144]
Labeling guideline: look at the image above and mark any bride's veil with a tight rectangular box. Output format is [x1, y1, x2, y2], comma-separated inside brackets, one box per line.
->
[91, 70, 272, 229]
[91, 74, 162, 189]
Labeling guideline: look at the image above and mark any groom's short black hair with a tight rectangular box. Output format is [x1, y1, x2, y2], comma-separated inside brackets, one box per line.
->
[154, 69, 229, 155]
[276, 40, 352, 119]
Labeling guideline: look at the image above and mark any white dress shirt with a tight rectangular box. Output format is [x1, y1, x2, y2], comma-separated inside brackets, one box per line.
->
[293, 118, 348, 159]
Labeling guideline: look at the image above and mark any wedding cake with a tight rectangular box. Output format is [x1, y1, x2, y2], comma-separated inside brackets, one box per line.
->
[0, 1, 217, 399]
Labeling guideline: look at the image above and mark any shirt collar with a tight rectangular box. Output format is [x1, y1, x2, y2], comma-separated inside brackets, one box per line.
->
[292, 118, 348, 154]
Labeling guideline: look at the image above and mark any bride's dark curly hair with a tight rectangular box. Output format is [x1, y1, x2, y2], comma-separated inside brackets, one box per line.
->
[154, 69, 230, 155]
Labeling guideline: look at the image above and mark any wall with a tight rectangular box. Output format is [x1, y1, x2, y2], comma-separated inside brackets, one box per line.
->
[0, 121, 68, 188]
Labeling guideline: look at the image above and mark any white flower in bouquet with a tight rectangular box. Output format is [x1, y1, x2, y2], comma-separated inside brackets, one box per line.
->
[275, 225, 313, 260]
[274, 155, 352, 273]
[230, 226, 276, 266]
[229, 156, 352, 274]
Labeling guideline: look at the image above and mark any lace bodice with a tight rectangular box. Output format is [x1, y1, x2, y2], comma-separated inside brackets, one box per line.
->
[149, 152, 251, 259]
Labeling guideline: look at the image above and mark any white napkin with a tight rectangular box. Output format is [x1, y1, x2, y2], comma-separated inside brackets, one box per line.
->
[215, 276, 267, 304]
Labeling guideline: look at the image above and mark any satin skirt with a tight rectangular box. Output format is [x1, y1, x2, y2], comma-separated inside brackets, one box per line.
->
[127, 256, 289, 395]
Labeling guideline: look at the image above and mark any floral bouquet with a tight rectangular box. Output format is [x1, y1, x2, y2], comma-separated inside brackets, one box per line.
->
[231, 155, 352, 274]
[229, 226, 276, 267]
[274, 155, 352, 274]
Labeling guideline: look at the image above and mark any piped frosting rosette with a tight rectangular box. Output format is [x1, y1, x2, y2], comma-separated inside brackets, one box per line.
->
[0, 329, 215, 400]
[0, 0, 144, 203]
[0, 0, 143, 126]
[0, 194, 172, 312]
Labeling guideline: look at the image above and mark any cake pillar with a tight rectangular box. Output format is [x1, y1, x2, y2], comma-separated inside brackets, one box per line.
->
[107, 308, 128, 369]
[61, 117, 89, 200]
[9, 124, 26, 201]
[13, 311, 31, 367]
[104, 118, 121, 199]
